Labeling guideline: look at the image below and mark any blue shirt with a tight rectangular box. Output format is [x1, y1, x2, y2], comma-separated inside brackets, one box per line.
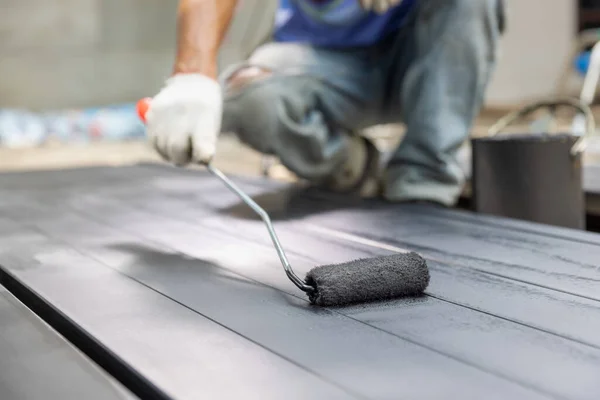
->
[273, 0, 417, 48]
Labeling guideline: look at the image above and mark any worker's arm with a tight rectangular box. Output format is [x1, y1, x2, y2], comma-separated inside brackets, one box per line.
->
[173, 0, 238, 78]
[145, 0, 238, 166]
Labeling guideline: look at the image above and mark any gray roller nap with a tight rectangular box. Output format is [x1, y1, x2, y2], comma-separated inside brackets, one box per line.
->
[305, 252, 430, 307]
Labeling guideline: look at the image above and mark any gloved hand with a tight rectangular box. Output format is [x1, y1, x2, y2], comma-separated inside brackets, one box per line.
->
[145, 73, 222, 166]
[359, 0, 403, 14]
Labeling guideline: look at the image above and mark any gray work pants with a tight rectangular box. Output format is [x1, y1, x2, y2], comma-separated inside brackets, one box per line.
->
[221, 0, 504, 206]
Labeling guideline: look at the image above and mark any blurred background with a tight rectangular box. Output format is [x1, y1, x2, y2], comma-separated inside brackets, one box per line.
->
[0, 0, 599, 181]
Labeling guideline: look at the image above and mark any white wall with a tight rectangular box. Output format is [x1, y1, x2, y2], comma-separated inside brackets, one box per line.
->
[0, 0, 178, 110]
[0, 0, 579, 110]
[0, 0, 276, 110]
[485, 0, 577, 107]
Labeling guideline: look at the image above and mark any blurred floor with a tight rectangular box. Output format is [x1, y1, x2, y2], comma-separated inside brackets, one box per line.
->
[1, 110, 600, 178]
[0, 134, 264, 176]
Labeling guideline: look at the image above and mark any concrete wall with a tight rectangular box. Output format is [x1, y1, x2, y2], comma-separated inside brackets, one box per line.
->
[0, 0, 275, 110]
[0, 0, 177, 110]
[0, 0, 580, 110]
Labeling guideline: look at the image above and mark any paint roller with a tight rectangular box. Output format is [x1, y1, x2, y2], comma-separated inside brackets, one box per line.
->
[136, 97, 429, 307]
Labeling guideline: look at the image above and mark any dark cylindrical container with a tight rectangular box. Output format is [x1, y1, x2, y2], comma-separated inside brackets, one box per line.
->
[471, 98, 594, 230]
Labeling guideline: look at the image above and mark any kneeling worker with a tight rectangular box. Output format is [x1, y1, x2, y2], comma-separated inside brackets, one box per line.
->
[145, 0, 505, 206]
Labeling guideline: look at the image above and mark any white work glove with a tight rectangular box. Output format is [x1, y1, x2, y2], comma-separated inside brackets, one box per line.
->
[146, 73, 222, 166]
[359, 0, 403, 14]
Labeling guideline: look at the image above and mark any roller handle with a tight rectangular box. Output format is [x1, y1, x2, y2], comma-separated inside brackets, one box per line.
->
[134, 97, 314, 294]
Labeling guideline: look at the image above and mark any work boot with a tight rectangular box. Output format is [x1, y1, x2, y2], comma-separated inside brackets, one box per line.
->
[321, 135, 382, 198]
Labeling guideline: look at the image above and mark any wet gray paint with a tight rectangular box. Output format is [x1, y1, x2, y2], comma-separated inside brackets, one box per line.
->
[1, 165, 600, 399]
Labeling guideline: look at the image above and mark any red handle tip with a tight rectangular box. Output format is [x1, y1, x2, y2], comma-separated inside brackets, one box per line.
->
[136, 97, 151, 123]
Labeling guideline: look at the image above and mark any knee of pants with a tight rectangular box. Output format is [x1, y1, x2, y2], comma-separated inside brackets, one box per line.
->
[222, 69, 348, 182]
[222, 70, 288, 154]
